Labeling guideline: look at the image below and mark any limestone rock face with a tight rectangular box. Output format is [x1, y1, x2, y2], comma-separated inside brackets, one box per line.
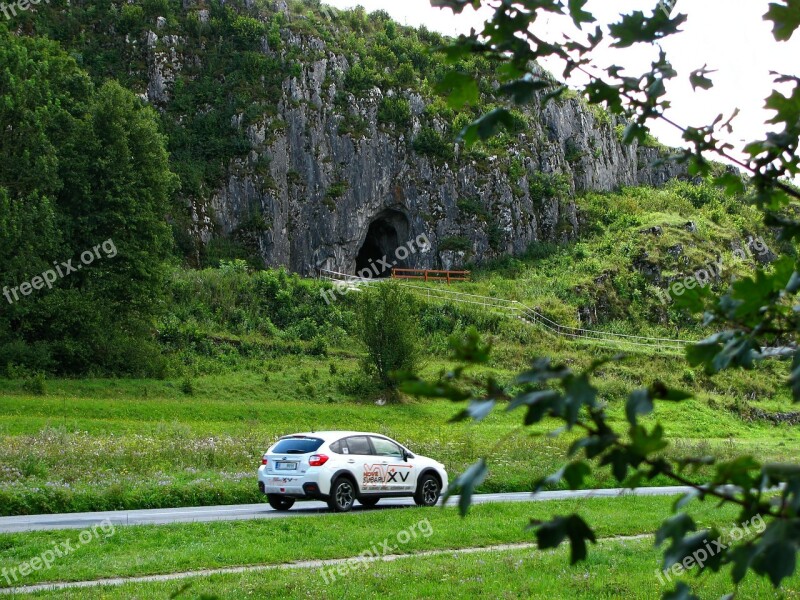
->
[145, 29, 686, 276]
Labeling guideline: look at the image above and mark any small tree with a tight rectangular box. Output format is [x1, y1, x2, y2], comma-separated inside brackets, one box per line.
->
[357, 283, 420, 391]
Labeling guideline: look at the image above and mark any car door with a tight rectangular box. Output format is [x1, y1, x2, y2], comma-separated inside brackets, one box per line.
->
[369, 436, 416, 493]
[341, 436, 376, 494]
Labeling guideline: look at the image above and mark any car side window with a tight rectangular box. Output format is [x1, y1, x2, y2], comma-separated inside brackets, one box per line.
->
[330, 440, 345, 454]
[370, 437, 403, 458]
[345, 436, 372, 455]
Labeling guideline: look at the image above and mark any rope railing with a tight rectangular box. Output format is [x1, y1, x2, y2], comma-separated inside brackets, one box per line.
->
[318, 269, 691, 353]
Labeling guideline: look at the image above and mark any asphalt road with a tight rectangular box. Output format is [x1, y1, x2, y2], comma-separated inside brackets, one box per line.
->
[0, 486, 697, 533]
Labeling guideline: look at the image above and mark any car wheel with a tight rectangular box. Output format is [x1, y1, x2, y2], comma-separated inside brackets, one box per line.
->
[358, 497, 380, 507]
[267, 495, 295, 511]
[414, 474, 441, 507]
[328, 478, 356, 512]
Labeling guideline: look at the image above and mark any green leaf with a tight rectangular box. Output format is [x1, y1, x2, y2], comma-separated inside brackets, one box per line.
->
[623, 122, 648, 145]
[499, 75, 552, 104]
[516, 358, 571, 384]
[673, 489, 701, 511]
[791, 350, 800, 402]
[399, 378, 471, 401]
[458, 108, 516, 146]
[436, 71, 480, 109]
[672, 281, 712, 314]
[713, 172, 746, 196]
[689, 65, 715, 90]
[534, 461, 591, 492]
[656, 513, 696, 547]
[584, 79, 624, 113]
[563, 461, 592, 489]
[609, 11, 688, 48]
[449, 327, 492, 364]
[442, 458, 488, 516]
[530, 514, 597, 564]
[649, 381, 692, 401]
[765, 0, 800, 41]
[755, 537, 797, 586]
[562, 374, 597, 427]
[626, 388, 653, 425]
[430, 0, 482, 15]
[450, 399, 496, 422]
[569, 433, 618, 459]
[507, 389, 560, 412]
[601, 447, 633, 481]
[714, 456, 761, 489]
[729, 543, 760, 584]
[567, 0, 595, 28]
[629, 423, 668, 457]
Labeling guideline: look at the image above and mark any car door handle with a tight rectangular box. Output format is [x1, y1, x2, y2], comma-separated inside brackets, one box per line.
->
[347, 459, 355, 464]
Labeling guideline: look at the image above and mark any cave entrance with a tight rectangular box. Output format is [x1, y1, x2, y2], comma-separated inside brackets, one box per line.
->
[355, 209, 410, 277]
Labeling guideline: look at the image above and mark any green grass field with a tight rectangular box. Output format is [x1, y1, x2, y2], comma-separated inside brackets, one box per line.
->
[14, 542, 796, 599]
[1, 497, 796, 598]
[0, 336, 796, 516]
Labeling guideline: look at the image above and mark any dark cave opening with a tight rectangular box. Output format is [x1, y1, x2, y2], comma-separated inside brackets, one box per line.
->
[355, 210, 410, 277]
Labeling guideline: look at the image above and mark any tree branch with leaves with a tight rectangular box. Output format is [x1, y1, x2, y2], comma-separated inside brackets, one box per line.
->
[404, 1, 800, 597]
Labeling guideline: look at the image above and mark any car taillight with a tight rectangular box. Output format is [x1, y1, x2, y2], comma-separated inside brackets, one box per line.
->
[261, 455, 268, 465]
[308, 454, 329, 467]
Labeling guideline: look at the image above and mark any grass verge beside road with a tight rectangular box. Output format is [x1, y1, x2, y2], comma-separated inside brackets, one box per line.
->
[0, 496, 754, 589]
[12, 541, 798, 599]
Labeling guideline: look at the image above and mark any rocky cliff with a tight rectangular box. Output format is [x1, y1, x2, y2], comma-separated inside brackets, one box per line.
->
[35, 1, 687, 275]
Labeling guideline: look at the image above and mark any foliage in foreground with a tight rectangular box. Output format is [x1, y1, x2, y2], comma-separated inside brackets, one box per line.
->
[417, 0, 800, 597]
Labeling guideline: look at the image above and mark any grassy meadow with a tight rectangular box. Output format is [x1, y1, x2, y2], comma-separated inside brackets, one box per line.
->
[0, 334, 795, 515]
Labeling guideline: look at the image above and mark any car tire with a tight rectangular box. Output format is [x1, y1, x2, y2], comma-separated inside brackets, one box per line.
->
[328, 477, 356, 512]
[267, 495, 295, 511]
[358, 497, 380, 507]
[414, 474, 441, 507]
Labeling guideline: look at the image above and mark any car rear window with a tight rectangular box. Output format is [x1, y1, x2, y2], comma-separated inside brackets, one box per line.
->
[345, 436, 372, 455]
[272, 437, 324, 454]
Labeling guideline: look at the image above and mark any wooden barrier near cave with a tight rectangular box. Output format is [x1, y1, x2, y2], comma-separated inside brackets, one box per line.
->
[391, 269, 470, 284]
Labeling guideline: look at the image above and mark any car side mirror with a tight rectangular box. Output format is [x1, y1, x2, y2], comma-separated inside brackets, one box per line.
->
[402, 449, 409, 462]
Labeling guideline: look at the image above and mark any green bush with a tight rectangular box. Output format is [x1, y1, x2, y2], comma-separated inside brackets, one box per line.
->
[529, 172, 572, 204]
[413, 127, 453, 161]
[378, 96, 412, 128]
[344, 63, 381, 95]
[439, 236, 472, 252]
[457, 197, 490, 221]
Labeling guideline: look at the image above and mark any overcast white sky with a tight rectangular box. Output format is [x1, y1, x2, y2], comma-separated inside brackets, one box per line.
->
[325, 0, 800, 162]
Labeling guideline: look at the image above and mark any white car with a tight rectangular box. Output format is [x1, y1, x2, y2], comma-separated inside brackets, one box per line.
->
[257, 431, 448, 512]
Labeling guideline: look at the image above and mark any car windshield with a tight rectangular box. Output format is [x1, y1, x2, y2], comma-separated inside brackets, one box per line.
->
[271, 437, 324, 454]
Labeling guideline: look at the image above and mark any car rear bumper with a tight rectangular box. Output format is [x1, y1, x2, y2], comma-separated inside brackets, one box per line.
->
[257, 466, 326, 499]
